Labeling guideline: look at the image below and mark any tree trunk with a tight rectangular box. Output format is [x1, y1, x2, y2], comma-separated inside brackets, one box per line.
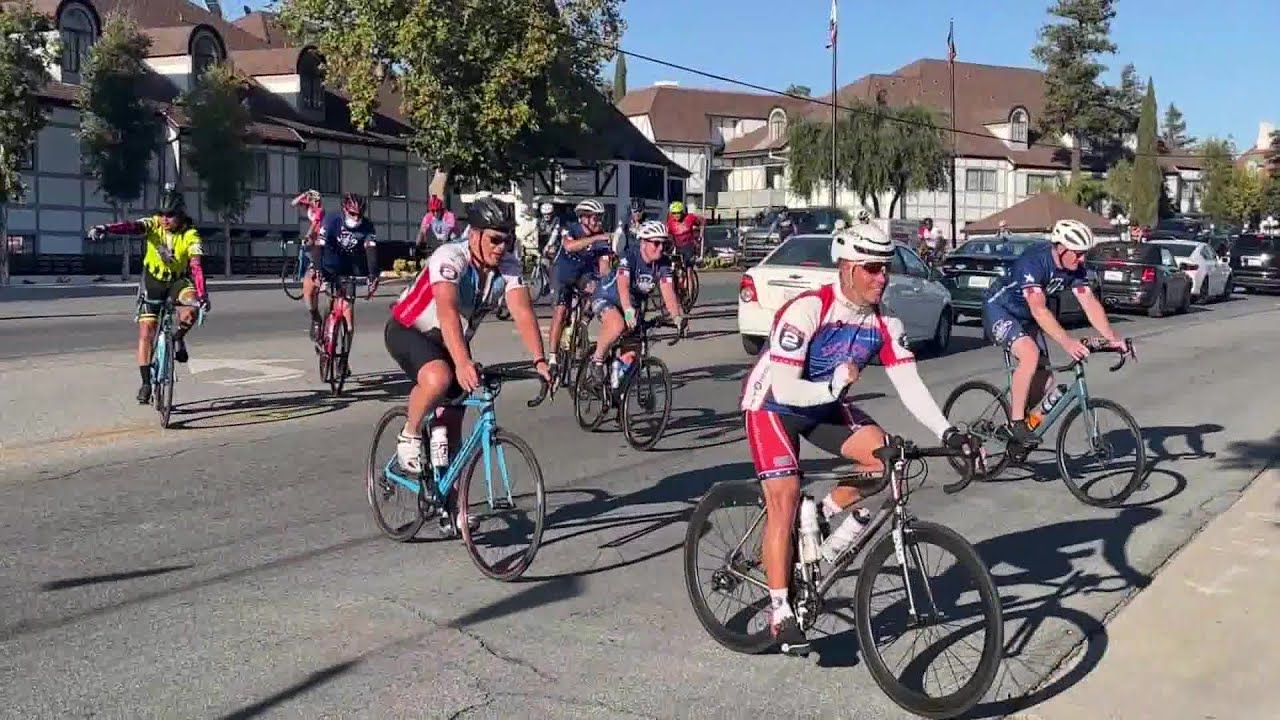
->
[1070, 143, 1082, 179]
[0, 203, 9, 288]
[889, 187, 903, 218]
[870, 194, 881, 218]
[223, 217, 232, 278]
[115, 204, 128, 280]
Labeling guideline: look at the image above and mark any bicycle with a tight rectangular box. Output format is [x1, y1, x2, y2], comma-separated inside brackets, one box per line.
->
[280, 239, 309, 300]
[549, 278, 596, 394]
[366, 364, 551, 581]
[141, 294, 205, 429]
[572, 311, 684, 450]
[648, 250, 700, 315]
[941, 337, 1143, 506]
[314, 275, 376, 396]
[494, 249, 552, 322]
[684, 435, 1003, 719]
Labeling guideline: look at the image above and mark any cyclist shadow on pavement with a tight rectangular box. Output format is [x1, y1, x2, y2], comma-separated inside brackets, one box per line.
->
[808, 506, 1161, 719]
[169, 377, 411, 430]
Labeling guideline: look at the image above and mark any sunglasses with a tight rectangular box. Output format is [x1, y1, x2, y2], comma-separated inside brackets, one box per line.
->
[642, 239, 666, 246]
[482, 230, 511, 246]
[857, 262, 890, 275]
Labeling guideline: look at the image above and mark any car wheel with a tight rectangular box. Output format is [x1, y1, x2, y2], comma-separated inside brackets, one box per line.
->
[1195, 277, 1210, 304]
[928, 306, 953, 355]
[1178, 284, 1192, 314]
[1147, 288, 1166, 318]
[742, 335, 765, 356]
[1219, 274, 1233, 301]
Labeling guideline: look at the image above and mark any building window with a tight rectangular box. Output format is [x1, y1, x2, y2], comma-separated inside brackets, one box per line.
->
[1010, 108, 1029, 145]
[7, 234, 34, 255]
[369, 163, 408, 199]
[666, 177, 684, 205]
[768, 109, 787, 141]
[17, 145, 35, 171]
[191, 32, 221, 79]
[248, 152, 269, 192]
[1026, 173, 1057, 195]
[299, 155, 340, 194]
[59, 6, 95, 75]
[299, 52, 325, 112]
[630, 164, 665, 201]
[966, 168, 997, 192]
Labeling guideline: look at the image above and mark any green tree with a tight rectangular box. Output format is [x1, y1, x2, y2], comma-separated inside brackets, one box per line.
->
[1160, 103, 1195, 150]
[1104, 158, 1133, 212]
[277, 0, 624, 185]
[1056, 173, 1107, 211]
[1265, 129, 1280, 177]
[1129, 79, 1161, 227]
[0, 1, 56, 287]
[883, 105, 949, 216]
[784, 84, 812, 97]
[1031, 0, 1118, 176]
[78, 11, 164, 279]
[180, 63, 253, 277]
[1198, 137, 1236, 223]
[611, 53, 626, 102]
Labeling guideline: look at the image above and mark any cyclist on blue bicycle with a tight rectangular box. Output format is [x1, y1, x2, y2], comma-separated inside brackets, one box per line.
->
[585, 220, 688, 387]
[386, 196, 552, 474]
[546, 199, 613, 374]
[740, 222, 979, 657]
[307, 192, 380, 340]
[982, 219, 1125, 446]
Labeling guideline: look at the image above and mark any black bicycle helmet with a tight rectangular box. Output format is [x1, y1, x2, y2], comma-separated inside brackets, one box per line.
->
[157, 185, 186, 216]
[341, 192, 367, 216]
[467, 196, 516, 233]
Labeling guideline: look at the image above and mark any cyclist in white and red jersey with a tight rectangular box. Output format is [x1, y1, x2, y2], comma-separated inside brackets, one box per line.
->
[740, 221, 980, 657]
[385, 196, 552, 473]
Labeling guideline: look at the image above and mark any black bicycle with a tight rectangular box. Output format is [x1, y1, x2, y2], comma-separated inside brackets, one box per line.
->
[550, 278, 596, 394]
[684, 435, 1003, 719]
[572, 312, 683, 450]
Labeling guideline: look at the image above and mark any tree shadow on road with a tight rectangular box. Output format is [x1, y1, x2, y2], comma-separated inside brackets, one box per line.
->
[805, 507, 1162, 718]
[1216, 432, 1279, 473]
[40, 563, 194, 591]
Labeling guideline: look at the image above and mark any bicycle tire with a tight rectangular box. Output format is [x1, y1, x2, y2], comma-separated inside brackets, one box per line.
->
[854, 521, 1004, 720]
[681, 266, 700, 313]
[1055, 397, 1146, 507]
[458, 429, 546, 581]
[683, 480, 776, 655]
[572, 359, 609, 431]
[329, 318, 351, 396]
[281, 252, 303, 300]
[159, 330, 176, 428]
[941, 380, 1013, 480]
[317, 313, 334, 384]
[621, 356, 673, 451]
[366, 407, 427, 542]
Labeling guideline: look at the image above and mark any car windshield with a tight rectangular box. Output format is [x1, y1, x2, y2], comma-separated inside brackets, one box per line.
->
[762, 234, 836, 269]
[1088, 242, 1160, 264]
[1234, 235, 1280, 253]
[1153, 242, 1195, 258]
[954, 237, 1039, 257]
[790, 210, 841, 233]
[702, 225, 736, 250]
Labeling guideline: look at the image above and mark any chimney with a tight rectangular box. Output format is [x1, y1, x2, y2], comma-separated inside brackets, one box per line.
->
[204, 0, 222, 18]
[1258, 121, 1275, 150]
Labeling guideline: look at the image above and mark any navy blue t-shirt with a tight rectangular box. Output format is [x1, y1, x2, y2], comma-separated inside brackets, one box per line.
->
[554, 221, 611, 271]
[594, 244, 673, 308]
[317, 214, 377, 275]
[984, 242, 1087, 321]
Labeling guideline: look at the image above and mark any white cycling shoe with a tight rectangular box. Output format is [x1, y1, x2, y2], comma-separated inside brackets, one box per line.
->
[396, 433, 423, 475]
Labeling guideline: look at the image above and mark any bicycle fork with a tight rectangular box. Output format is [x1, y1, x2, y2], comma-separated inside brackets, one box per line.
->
[890, 506, 940, 627]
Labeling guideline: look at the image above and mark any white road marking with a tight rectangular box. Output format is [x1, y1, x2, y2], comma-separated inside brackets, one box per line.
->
[187, 358, 307, 386]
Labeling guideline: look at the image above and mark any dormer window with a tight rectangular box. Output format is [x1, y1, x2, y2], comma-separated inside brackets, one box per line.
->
[299, 51, 325, 112]
[191, 30, 222, 79]
[1010, 107, 1029, 145]
[768, 108, 787, 141]
[59, 4, 96, 76]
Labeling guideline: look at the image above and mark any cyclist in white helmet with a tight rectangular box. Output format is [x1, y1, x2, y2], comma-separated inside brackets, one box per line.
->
[547, 199, 614, 371]
[740, 223, 981, 657]
[982, 218, 1125, 445]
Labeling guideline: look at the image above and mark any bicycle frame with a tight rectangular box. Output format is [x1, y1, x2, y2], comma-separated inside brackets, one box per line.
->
[1001, 352, 1092, 443]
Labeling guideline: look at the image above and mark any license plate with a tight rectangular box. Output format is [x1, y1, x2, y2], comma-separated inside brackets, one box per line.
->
[967, 275, 992, 288]
[1244, 257, 1261, 267]
[1103, 270, 1124, 281]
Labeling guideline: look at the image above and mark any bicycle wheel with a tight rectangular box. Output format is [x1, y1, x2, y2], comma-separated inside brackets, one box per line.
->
[572, 359, 609, 431]
[1056, 397, 1146, 507]
[621, 356, 673, 451]
[329, 317, 351, 396]
[683, 480, 776, 655]
[154, 330, 176, 428]
[366, 407, 427, 542]
[941, 380, 1012, 480]
[281, 251, 303, 300]
[458, 429, 546, 581]
[681, 266, 700, 312]
[854, 521, 1003, 720]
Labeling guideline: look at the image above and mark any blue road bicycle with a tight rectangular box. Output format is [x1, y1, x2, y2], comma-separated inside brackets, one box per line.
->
[141, 295, 205, 429]
[280, 238, 309, 300]
[366, 365, 551, 581]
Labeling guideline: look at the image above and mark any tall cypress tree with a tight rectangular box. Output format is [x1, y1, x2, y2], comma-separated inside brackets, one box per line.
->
[1130, 79, 1161, 227]
[612, 53, 627, 102]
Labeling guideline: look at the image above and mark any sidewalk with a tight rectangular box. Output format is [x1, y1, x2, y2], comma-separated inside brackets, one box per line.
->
[1019, 467, 1280, 720]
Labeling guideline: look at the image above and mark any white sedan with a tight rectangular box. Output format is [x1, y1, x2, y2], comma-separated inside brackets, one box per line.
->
[1151, 239, 1234, 303]
[738, 233, 955, 356]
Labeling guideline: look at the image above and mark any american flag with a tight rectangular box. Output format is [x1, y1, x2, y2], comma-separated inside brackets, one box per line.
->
[947, 20, 956, 63]
[826, 0, 838, 49]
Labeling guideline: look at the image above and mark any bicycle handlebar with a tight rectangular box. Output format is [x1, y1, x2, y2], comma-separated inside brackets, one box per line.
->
[1050, 337, 1136, 373]
[865, 433, 985, 496]
[471, 362, 550, 408]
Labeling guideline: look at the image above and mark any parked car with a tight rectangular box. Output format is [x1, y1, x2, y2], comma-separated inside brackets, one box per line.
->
[700, 224, 741, 263]
[1086, 241, 1194, 317]
[739, 207, 851, 265]
[738, 233, 954, 356]
[939, 234, 1085, 324]
[1229, 233, 1280, 293]
[1149, 239, 1233, 303]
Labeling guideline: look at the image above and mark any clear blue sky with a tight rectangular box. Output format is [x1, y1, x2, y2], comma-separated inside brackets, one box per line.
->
[238, 0, 1275, 150]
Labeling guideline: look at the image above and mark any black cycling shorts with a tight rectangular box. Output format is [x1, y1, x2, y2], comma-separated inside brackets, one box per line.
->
[383, 317, 466, 402]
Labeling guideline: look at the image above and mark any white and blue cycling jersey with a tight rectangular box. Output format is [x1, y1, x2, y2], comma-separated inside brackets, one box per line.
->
[391, 241, 524, 340]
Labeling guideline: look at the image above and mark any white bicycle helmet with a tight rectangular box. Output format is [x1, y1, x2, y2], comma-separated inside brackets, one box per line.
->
[539, 202, 553, 215]
[831, 223, 894, 264]
[634, 220, 669, 241]
[575, 199, 605, 216]
[1050, 219, 1094, 252]
[856, 209, 872, 223]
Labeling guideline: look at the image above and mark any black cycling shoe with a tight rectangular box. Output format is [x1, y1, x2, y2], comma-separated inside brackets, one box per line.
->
[136, 384, 152, 405]
[1007, 419, 1037, 446]
[174, 338, 189, 364]
[589, 361, 607, 388]
[770, 614, 810, 657]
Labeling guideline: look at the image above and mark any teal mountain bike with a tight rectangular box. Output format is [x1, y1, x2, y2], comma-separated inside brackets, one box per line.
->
[942, 337, 1144, 506]
[366, 365, 550, 581]
[143, 296, 205, 429]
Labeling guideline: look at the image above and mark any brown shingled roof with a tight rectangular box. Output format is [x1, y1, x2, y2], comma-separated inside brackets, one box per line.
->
[616, 85, 808, 145]
[229, 46, 306, 77]
[964, 192, 1114, 235]
[232, 10, 291, 48]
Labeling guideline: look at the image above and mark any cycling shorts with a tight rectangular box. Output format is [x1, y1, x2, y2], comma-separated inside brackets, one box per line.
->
[383, 317, 467, 403]
[745, 405, 877, 481]
[137, 274, 196, 322]
[551, 262, 596, 307]
[672, 244, 697, 267]
[983, 303, 1049, 360]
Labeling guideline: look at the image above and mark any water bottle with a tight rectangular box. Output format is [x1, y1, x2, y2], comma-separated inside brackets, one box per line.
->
[610, 358, 622, 389]
[429, 424, 449, 471]
[617, 357, 633, 385]
[1041, 384, 1066, 414]
[798, 497, 821, 565]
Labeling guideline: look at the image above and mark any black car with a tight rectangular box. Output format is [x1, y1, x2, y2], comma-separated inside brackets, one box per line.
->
[1086, 241, 1194, 317]
[939, 235, 1085, 323]
[739, 207, 850, 265]
[1229, 233, 1280, 293]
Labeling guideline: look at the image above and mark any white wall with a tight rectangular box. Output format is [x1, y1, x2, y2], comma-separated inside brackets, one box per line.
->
[658, 144, 707, 193]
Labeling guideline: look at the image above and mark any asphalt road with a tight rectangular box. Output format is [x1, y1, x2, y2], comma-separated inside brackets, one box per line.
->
[1, 275, 1277, 719]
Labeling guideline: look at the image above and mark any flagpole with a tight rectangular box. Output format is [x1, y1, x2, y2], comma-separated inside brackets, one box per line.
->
[948, 18, 958, 248]
[829, 0, 838, 208]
